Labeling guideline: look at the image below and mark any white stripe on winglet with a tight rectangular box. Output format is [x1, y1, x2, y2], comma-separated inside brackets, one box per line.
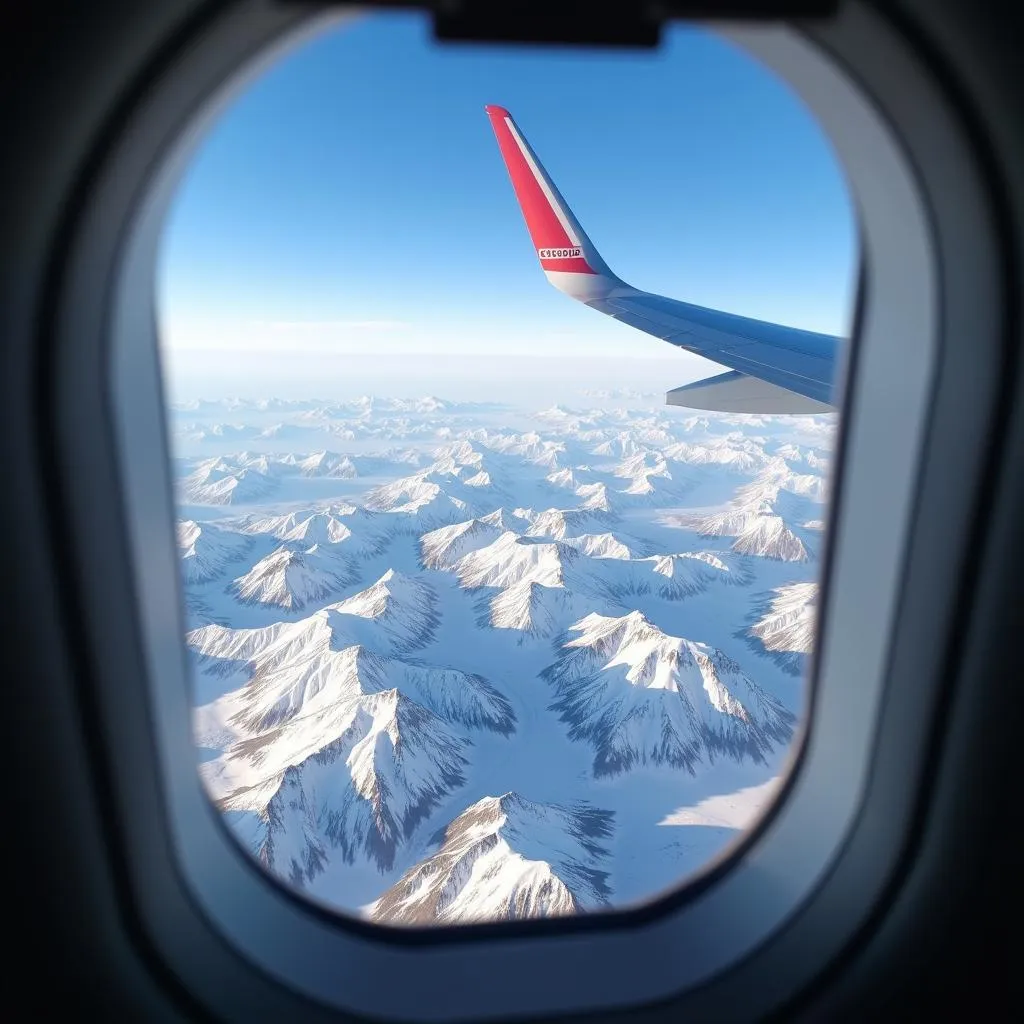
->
[504, 116, 581, 247]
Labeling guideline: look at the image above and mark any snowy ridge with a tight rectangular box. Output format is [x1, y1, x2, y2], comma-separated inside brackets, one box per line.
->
[178, 519, 252, 583]
[371, 793, 613, 923]
[730, 513, 809, 562]
[562, 531, 641, 560]
[474, 430, 566, 468]
[329, 569, 440, 653]
[663, 437, 768, 473]
[229, 544, 355, 609]
[173, 396, 835, 921]
[547, 467, 581, 490]
[677, 470, 813, 562]
[575, 482, 614, 512]
[235, 506, 386, 558]
[419, 510, 507, 569]
[544, 612, 795, 777]
[214, 687, 470, 873]
[647, 551, 754, 599]
[194, 567, 438, 669]
[477, 580, 579, 641]
[452, 531, 582, 590]
[189, 570, 443, 720]
[611, 451, 671, 481]
[432, 438, 484, 463]
[194, 631, 514, 740]
[179, 456, 277, 505]
[526, 507, 617, 541]
[364, 473, 472, 527]
[194, 617, 515, 874]
[747, 582, 819, 674]
[296, 450, 357, 478]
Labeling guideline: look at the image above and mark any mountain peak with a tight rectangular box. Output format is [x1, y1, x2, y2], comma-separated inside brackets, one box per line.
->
[177, 519, 251, 583]
[748, 581, 818, 674]
[370, 793, 614, 924]
[420, 513, 507, 570]
[547, 612, 795, 776]
[229, 544, 353, 610]
[454, 530, 580, 590]
[648, 550, 753, 598]
[327, 569, 439, 653]
[481, 579, 577, 639]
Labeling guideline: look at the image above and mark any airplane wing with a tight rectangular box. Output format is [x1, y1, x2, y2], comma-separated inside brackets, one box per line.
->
[484, 104, 839, 413]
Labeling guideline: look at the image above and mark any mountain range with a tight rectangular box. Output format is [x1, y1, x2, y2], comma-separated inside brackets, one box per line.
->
[172, 395, 834, 925]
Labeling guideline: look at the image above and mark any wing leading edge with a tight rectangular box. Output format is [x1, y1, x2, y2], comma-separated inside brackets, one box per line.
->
[484, 105, 840, 414]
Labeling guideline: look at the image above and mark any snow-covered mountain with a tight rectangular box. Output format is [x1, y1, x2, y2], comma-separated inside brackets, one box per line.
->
[193, 624, 514, 740]
[575, 482, 614, 512]
[228, 544, 355, 610]
[562, 531, 641, 560]
[236, 505, 385, 557]
[452, 531, 583, 590]
[647, 550, 753, 599]
[210, 686, 472, 874]
[663, 436, 768, 473]
[547, 467, 582, 490]
[729, 512, 809, 562]
[178, 519, 252, 583]
[193, 604, 515, 874]
[545, 612, 795, 777]
[329, 569, 440, 653]
[193, 568, 439, 664]
[189, 569, 443, 709]
[419, 510, 508, 569]
[748, 581, 819, 673]
[526, 506, 616, 541]
[179, 456, 278, 505]
[371, 794, 614, 923]
[294, 450, 358, 478]
[170, 395, 833, 922]
[364, 473, 473, 527]
[477, 580, 580, 641]
[679, 468, 817, 562]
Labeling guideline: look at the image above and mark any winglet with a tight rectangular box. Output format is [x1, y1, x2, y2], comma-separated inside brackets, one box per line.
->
[485, 105, 620, 299]
[666, 370, 834, 414]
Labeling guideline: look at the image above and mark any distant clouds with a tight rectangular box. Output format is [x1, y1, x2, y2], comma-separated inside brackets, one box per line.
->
[249, 318, 410, 331]
[159, 312, 692, 360]
[161, 315, 411, 352]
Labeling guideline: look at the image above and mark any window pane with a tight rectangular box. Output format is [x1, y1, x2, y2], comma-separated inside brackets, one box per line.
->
[159, 13, 855, 925]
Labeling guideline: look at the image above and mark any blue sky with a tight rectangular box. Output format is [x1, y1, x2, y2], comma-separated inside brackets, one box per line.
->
[158, 11, 856, 399]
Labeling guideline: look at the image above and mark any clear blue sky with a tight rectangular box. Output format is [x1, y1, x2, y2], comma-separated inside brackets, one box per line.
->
[158, 11, 856, 399]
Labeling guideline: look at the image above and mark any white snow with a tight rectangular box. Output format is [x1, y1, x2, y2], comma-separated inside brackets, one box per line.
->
[169, 394, 835, 922]
[647, 550, 753, 598]
[177, 519, 251, 583]
[419, 511, 507, 570]
[453, 531, 580, 590]
[229, 544, 354, 609]
[562, 532, 637, 560]
[545, 611, 795, 776]
[179, 456, 277, 505]
[659, 778, 782, 829]
[481, 580, 578, 640]
[237, 506, 369, 548]
[371, 794, 613, 923]
[749, 581, 818, 670]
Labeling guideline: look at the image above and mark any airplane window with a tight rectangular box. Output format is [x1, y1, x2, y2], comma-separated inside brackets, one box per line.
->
[157, 12, 856, 927]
